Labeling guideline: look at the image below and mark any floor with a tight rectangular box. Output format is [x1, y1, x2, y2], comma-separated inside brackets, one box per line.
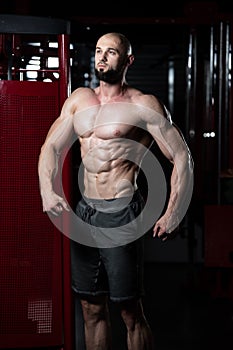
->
[75, 262, 233, 350]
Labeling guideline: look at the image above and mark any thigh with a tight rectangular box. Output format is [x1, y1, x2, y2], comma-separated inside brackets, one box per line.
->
[100, 237, 145, 301]
[71, 240, 109, 296]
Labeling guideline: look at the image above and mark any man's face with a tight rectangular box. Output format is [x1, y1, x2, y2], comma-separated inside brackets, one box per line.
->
[94, 35, 128, 84]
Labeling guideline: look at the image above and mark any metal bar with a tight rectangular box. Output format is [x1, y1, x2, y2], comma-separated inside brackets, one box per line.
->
[58, 34, 74, 350]
[217, 22, 224, 204]
[0, 15, 70, 35]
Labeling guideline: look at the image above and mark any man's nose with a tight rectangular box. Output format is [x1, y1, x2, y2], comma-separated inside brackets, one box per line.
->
[99, 52, 107, 61]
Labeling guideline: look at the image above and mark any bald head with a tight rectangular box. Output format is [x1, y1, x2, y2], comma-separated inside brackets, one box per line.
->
[97, 32, 133, 56]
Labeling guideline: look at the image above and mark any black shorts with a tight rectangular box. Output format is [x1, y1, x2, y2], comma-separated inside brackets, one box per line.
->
[71, 190, 146, 302]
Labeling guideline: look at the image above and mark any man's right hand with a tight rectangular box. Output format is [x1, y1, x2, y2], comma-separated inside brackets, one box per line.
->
[42, 192, 70, 216]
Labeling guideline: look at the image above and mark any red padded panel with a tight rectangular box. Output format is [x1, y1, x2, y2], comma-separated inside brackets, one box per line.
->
[0, 81, 64, 348]
[204, 205, 233, 267]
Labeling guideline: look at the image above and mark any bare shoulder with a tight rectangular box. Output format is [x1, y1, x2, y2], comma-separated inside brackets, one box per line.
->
[127, 88, 169, 125]
[69, 86, 97, 104]
[132, 91, 165, 114]
[62, 87, 98, 114]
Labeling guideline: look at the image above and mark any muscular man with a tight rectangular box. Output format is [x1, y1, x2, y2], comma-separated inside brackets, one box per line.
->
[38, 32, 193, 350]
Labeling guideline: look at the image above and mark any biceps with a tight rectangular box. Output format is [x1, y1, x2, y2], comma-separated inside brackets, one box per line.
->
[44, 117, 74, 152]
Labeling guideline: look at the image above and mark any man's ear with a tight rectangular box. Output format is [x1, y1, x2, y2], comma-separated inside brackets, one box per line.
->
[127, 54, 134, 66]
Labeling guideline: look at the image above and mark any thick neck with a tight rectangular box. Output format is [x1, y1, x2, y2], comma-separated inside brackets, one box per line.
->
[98, 81, 127, 103]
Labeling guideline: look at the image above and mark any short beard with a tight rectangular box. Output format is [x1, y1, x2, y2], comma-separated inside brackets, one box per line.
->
[95, 68, 123, 84]
[95, 56, 128, 84]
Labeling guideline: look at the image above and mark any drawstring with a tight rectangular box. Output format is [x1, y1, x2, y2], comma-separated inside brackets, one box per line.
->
[83, 202, 96, 223]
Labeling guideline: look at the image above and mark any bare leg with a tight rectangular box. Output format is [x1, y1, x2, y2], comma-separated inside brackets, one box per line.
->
[120, 298, 154, 350]
[80, 295, 112, 350]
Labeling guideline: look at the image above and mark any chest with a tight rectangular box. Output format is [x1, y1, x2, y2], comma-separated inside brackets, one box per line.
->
[73, 103, 143, 139]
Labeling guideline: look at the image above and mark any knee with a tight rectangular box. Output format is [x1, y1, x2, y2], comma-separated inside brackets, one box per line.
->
[80, 298, 108, 325]
[120, 299, 144, 331]
[120, 304, 142, 331]
[121, 309, 137, 331]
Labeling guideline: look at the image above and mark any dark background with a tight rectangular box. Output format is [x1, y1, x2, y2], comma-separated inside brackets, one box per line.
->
[0, 2, 233, 349]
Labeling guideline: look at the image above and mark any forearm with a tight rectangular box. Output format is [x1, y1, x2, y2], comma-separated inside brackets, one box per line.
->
[38, 144, 59, 197]
[164, 151, 194, 230]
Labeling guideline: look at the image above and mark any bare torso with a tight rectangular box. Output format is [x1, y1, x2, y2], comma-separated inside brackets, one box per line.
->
[72, 89, 153, 199]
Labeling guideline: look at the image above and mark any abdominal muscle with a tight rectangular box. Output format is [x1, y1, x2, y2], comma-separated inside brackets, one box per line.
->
[80, 135, 141, 199]
[83, 164, 137, 199]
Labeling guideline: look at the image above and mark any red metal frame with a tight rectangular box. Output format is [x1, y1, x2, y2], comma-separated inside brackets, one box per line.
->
[0, 33, 73, 350]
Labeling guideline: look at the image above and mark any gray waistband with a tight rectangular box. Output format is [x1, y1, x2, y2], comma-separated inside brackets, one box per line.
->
[83, 190, 140, 213]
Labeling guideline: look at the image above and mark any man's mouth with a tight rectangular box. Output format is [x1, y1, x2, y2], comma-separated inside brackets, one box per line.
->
[98, 62, 106, 69]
